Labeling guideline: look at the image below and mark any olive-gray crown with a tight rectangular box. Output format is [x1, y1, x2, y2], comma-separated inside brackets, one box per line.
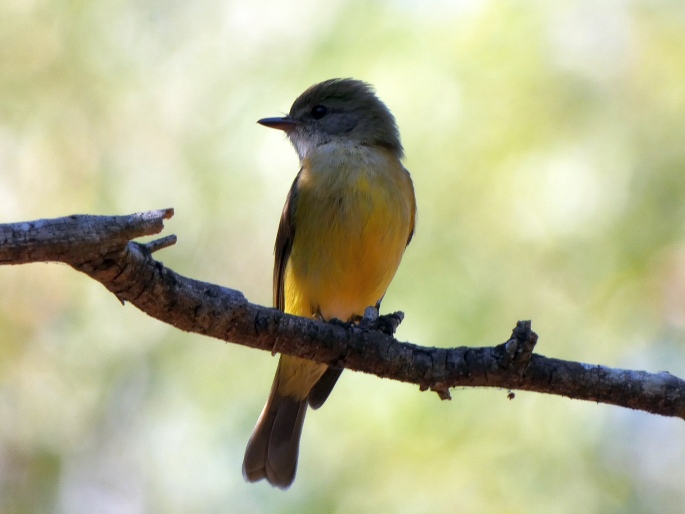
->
[279, 78, 403, 160]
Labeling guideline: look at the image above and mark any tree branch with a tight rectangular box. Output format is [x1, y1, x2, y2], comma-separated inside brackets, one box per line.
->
[2, 210, 684, 420]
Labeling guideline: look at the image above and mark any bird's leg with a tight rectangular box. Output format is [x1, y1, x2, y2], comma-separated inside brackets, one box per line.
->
[358, 305, 380, 329]
[322, 306, 403, 336]
[359, 306, 404, 336]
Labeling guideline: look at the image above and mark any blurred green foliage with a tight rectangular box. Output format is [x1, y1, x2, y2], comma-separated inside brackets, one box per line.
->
[1, 0, 685, 512]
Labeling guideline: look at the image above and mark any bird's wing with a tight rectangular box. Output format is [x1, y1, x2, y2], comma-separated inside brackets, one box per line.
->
[273, 169, 302, 310]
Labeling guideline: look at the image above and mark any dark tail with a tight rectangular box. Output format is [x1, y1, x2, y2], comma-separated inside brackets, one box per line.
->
[242, 385, 308, 489]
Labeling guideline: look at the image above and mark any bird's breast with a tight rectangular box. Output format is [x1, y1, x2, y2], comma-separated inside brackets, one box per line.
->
[284, 144, 414, 321]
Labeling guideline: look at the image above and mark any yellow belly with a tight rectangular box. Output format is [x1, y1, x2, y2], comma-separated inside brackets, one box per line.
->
[284, 143, 415, 321]
[276, 144, 415, 398]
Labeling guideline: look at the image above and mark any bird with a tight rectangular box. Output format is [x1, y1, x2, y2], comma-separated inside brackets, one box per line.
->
[242, 78, 416, 488]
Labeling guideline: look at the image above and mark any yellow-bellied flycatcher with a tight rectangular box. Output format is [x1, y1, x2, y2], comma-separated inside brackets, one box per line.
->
[243, 78, 416, 488]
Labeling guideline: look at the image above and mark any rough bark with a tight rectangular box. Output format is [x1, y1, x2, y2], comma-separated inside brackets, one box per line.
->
[1, 209, 684, 419]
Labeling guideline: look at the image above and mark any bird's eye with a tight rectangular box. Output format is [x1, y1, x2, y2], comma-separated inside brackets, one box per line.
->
[310, 105, 328, 119]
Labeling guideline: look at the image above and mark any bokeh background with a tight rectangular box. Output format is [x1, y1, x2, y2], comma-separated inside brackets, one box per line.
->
[2, 0, 685, 512]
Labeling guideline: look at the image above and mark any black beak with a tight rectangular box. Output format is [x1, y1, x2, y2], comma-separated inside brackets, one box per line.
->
[257, 116, 298, 132]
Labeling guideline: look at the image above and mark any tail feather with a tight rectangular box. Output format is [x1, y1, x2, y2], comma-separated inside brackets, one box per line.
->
[308, 367, 343, 409]
[243, 388, 308, 489]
